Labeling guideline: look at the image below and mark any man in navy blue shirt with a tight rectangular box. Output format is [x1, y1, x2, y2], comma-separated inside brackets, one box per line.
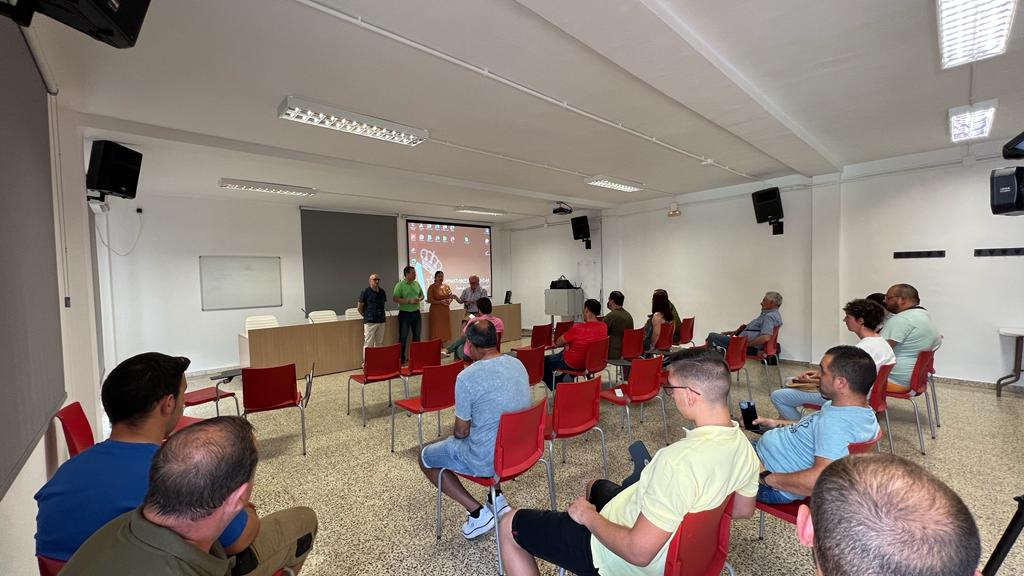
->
[35, 353, 317, 575]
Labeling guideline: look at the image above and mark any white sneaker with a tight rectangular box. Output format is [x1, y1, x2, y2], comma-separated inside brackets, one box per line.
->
[461, 506, 495, 540]
[488, 492, 511, 519]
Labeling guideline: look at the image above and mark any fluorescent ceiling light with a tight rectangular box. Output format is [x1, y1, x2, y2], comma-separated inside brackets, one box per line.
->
[585, 175, 644, 192]
[454, 206, 506, 216]
[219, 178, 317, 197]
[937, 0, 1017, 69]
[278, 96, 428, 146]
[948, 99, 998, 142]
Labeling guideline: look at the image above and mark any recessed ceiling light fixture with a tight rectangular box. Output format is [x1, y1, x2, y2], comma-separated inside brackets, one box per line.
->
[278, 96, 428, 146]
[454, 206, 506, 217]
[667, 203, 681, 217]
[585, 175, 644, 193]
[937, 0, 1017, 69]
[949, 99, 998, 142]
[219, 178, 318, 197]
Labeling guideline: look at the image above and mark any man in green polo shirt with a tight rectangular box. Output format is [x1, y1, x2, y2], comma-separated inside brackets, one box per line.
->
[63, 417, 317, 576]
[394, 265, 425, 364]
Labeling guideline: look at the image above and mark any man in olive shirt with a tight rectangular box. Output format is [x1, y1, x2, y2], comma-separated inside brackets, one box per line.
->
[64, 417, 317, 576]
[603, 291, 634, 359]
[393, 265, 425, 364]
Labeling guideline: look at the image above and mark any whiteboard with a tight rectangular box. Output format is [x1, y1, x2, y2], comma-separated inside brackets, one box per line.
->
[200, 256, 282, 311]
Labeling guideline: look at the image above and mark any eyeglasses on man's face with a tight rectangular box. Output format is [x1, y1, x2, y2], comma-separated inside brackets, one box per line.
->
[661, 385, 701, 396]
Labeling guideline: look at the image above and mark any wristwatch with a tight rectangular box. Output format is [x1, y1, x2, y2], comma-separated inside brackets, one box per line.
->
[759, 470, 773, 486]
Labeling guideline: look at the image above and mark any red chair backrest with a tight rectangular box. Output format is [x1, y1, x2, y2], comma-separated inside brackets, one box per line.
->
[762, 324, 781, 356]
[496, 331, 503, 353]
[585, 338, 610, 374]
[551, 377, 601, 437]
[625, 356, 663, 401]
[908, 350, 935, 395]
[514, 346, 546, 385]
[37, 556, 66, 576]
[408, 339, 442, 373]
[848, 429, 883, 454]
[655, 320, 674, 351]
[664, 493, 735, 576]
[493, 400, 547, 481]
[364, 343, 402, 378]
[723, 336, 748, 371]
[868, 363, 895, 413]
[553, 321, 574, 343]
[55, 402, 95, 457]
[530, 324, 553, 349]
[620, 328, 644, 359]
[241, 364, 300, 412]
[421, 361, 463, 411]
[677, 317, 695, 345]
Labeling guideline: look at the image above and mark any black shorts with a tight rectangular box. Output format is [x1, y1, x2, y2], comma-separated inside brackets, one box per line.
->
[510, 480, 625, 576]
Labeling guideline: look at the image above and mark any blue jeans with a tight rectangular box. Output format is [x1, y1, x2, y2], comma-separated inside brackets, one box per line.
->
[706, 332, 731, 350]
[397, 310, 421, 363]
[770, 387, 825, 420]
[757, 483, 797, 504]
[420, 436, 482, 476]
[543, 352, 574, 390]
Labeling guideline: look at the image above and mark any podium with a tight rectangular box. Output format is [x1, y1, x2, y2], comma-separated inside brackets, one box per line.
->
[545, 288, 584, 319]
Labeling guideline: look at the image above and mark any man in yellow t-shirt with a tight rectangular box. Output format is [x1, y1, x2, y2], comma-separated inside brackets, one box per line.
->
[498, 349, 760, 576]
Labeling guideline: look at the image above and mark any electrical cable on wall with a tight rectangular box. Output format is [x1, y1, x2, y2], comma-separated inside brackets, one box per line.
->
[95, 211, 144, 257]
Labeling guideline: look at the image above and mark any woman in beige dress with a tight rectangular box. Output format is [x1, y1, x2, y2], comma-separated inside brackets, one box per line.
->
[427, 270, 454, 344]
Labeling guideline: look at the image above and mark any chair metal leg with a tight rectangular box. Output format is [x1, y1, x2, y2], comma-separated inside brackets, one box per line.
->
[437, 411, 442, 437]
[776, 358, 784, 388]
[724, 561, 736, 576]
[361, 385, 367, 427]
[656, 395, 670, 445]
[624, 404, 633, 445]
[387, 379, 393, 407]
[923, 390, 937, 439]
[542, 457, 556, 510]
[436, 467, 446, 540]
[417, 414, 424, 452]
[231, 395, 240, 416]
[758, 509, 765, 540]
[403, 376, 410, 399]
[910, 399, 925, 455]
[346, 377, 352, 415]
[390, 404, 396, 452]
[592, 426, 608, 479]
[762, 361, 769, 387]
[546, 440, 555, 477]
[930, 377, 941, 427]
[741, 367, 752, 401]
[561, 439, 567, 464]
[492, 485, 503, 575]
[298, 405, 306, 456]
[884, 410, 895, 453]
[639, 402, 645, 423]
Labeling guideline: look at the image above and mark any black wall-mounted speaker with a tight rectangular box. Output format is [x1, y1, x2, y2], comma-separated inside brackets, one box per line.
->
[33, 0, 151, 48]
[86, 140, 143, 199]
[571, 215, 590, 240]
[752, 187, 783, 223]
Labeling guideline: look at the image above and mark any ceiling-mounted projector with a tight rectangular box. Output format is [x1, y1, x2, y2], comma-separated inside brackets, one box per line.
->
[553, 201, 573, 215]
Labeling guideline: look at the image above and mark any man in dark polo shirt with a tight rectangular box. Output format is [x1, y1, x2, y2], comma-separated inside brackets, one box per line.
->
[64, 417, 317, 576]
[358, 272, 388, 356]
[603, 291, 633, 360]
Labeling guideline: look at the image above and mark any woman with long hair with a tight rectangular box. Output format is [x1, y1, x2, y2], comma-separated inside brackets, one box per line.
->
[426, 270, 453, 344]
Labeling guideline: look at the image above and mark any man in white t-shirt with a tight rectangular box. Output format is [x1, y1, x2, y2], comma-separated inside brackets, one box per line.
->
[770, 299, 895, 420]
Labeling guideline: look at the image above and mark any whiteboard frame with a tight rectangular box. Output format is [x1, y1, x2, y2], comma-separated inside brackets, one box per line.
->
[199, 255, 283, 311]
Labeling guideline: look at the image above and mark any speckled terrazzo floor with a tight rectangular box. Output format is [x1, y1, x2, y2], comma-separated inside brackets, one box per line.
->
[185, 341, 1024, 576]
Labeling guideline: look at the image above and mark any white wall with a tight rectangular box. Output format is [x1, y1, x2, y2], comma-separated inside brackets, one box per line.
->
[0, 440, 49, 575]
[840, 157, 1024, 382]
[96, 193, 306, 372]
[509, 221, 604, 329]
[610, 191, 813, 361]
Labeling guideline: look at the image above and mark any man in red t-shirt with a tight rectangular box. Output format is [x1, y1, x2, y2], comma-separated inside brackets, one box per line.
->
[544, 299, 608, 389]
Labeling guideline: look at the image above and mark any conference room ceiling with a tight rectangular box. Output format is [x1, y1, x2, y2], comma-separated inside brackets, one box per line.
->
[31, 0, 1024, 220]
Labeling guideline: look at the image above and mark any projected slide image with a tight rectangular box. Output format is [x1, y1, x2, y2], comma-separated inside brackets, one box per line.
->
[408, 220, 492, 298]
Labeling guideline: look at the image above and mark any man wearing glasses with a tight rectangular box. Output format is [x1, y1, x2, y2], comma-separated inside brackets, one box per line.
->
[498, 349, 759, 576]
[358, 273, 388, 355]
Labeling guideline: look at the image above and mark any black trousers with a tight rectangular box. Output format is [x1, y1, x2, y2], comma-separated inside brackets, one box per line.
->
[397, 310, 421, 362]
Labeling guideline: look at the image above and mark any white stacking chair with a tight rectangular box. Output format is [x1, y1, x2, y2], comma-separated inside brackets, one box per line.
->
[344, 307, 363, 320]
[245, 315, 279, 334]
[307, 310, 338, 324]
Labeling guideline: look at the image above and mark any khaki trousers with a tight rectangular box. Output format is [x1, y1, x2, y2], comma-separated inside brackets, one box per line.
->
[248, 506, 319, 576]
[363, 322, 386, 350]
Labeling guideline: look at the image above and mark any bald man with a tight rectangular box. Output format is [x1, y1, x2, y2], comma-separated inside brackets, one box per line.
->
[358, 273, 388, 352]
[798, 453, 980, 576]
[456, 275, 488, 315]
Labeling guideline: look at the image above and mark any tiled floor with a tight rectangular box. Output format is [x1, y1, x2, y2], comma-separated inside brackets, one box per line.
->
[186, 341, 1024, 575]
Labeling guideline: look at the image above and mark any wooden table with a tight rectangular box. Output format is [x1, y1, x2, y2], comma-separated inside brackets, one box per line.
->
[997, 327, 1024, 397]
[239, 304, 521, 379]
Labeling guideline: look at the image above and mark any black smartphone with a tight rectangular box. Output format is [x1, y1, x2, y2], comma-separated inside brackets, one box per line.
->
[739, 401, 761, 433]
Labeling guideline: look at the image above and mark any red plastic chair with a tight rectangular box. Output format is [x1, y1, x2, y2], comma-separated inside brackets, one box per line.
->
[611, 328, 645, 382]
[435, 400, 555, 574]
[746, 324, 782, 388]
[347, 343, 402, 427]
[664, 494, 736, 576]
[676, 317, 696, 348]
[242, 363, 314, 455]
[652, 320, 674, 352]
[530, 324, 553, 349]
[886, 350, 936, 455]
[548, 321, 575, 352]
[722, 336, 752, 401]
[756, 430, 882, 540]
[55, 402, 94, 457]
[513, 346, 547, 396]
[401, 338, 442, 392]
[182, 383, 240, 417]
[556, 337, 611, 384]
[546, 377, 608, 496]
[37, 556, 65, 576]
[391, 361, 463, 452]
[601, 356, 669, 445]
[170, 415, 204, 436]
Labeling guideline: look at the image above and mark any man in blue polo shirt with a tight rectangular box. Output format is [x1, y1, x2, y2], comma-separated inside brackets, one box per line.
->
[35, 353, 318, 575]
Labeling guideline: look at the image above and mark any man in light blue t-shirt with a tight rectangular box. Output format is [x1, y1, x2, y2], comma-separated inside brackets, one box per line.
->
[707, 291, 783, 354]
[751, 345, 880, 503]
[880, 283, 940, 392]
[419, 320, 530, 540]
